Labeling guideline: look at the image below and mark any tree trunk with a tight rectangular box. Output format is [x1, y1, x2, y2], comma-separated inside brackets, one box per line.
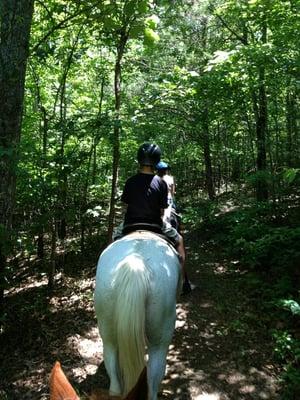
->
[202, 107, 215, 200]
[107, 30, 128, 243]
[255, 66, 268, 201]
[254, 18, 268, 201]
[197, 17, 215, 201]
[37, 106, 48, 258]
[92, 77, 105, 185]
[37, 231, 44, 259]
[0, 0, 35, 322]
[48, 220, 57, 294]
[286, 86, 298, 167]
[57, 29, 81, 242]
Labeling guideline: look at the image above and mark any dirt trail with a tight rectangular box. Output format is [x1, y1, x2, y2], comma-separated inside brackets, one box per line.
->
[161, 232, 279, 399]
[0, 232, 280, 399]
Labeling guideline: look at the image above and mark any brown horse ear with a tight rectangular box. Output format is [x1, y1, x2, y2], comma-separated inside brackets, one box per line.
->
[50, 361, 80, 400]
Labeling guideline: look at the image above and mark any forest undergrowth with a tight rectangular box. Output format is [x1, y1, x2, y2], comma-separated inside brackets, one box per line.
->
[1, 192, 299, 399]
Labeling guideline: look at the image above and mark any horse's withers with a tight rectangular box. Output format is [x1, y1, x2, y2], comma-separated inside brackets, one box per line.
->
[94, 231, 181, 400]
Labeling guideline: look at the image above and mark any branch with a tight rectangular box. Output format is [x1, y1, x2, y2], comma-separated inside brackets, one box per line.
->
[35, 0, 54, 21]
[31, 4, 95, 54]
[214, 12, 248, 45]
[208, 2, 248, 45]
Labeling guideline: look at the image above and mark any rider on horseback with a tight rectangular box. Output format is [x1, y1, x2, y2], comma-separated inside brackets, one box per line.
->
[120, 143, 186, 272]
[156, 160, 180, 231]
[156, 159, 194, 295]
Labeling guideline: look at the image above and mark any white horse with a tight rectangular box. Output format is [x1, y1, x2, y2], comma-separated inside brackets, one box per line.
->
[94, 231, 182, 400]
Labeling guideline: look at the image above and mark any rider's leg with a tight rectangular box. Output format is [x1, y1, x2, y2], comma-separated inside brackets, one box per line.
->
[176, 233, 186, 268]
[112, 222, 124, 241]
[162, 222, 185, 272]
[162, 222, 194, 294]
[176, 234, 193, 294]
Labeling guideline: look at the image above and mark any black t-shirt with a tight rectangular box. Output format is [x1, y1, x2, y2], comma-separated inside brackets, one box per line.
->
[121, 173, 168, 226]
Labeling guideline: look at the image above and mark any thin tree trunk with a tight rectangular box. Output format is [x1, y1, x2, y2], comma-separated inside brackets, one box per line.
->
[256, 66, 268, 200]
[92, 77, 106, 185]
[107, 30, 128, 243]
[254, 18, 268, 201]
[48, 220, 57, 294]
[57, 28, 81, 242]
[202, 107, 215, 200]
[273, 97, 281, 168]
[198, 17, 215, 200]
[37, 106, 48, 259]
[80, 145, 94, 253]
[0, 0, 35, 322]
[286, 86, 297, 167]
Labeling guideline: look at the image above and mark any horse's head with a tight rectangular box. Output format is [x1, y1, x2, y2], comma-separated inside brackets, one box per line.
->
[50, 361, 147, 400]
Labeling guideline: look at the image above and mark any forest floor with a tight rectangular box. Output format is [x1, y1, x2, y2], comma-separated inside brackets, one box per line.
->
[0, 228, 281, 400]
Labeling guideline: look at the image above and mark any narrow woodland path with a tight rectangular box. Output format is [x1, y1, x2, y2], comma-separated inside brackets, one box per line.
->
[162, 230, 280, 399]
[0, 230, 280, 399]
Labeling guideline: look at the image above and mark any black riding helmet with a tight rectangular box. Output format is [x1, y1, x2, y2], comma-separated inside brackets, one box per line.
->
[137, 143, 161, 166]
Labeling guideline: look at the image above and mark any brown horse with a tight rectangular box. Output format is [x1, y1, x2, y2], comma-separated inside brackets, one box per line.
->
[49, 361, 147, 400]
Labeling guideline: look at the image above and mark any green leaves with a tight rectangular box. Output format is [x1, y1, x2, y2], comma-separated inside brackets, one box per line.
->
[124, 0, 137, 16]
[129, 13, 160, 43]
[129, 22, 145, 38]
[282, 168, 300, 185]
[144, 27, 160, 45]
[278, 299, 300, 316]
[206, 50, 236, 72]
[145, 14, 160, 29]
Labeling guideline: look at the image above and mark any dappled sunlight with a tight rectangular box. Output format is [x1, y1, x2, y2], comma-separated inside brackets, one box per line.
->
[193, 393, 221, 400]
[56, 328, 103, 382]
[175, 303, 189, 329]
[71, 328, 102, 360]
[212, 263, 228, 275]
[4, 273, 48, 296]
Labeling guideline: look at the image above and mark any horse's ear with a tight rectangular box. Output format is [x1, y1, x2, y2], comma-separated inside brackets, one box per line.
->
[50, 361, 80, 400]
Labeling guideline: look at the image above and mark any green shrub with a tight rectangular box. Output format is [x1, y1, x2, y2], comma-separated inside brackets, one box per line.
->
[273, 329, 300, 399]
[236, 227, 300, 273]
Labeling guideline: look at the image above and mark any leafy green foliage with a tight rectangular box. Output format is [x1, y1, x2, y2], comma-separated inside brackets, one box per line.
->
[232, 227, 300, 275]
[272, 330, 300, 399]
[279, 300, 300, 317]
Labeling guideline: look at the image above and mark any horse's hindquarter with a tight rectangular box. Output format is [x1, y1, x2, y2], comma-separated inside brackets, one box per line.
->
[94, 233, 181, 332]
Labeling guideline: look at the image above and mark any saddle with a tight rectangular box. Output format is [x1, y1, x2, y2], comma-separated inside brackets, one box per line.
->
[122, 222, 162, 235]
[122, 223, 177, 248]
